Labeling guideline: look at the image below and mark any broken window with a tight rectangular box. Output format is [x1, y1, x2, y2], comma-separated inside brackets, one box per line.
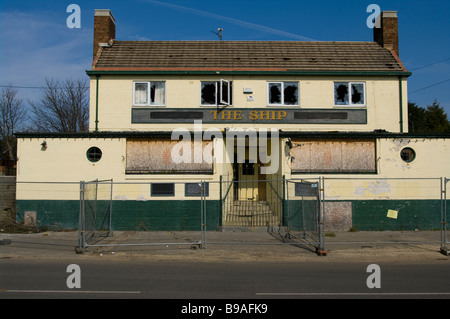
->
[268, 82, 299, 106]
[269, 83, 282, 104]
[201, 82, 216, 105]
[150, 82, 165, 105]
[133, 81, 165, 106]
[284, 82, 299, 105]
[334, 82, 365, 106]
[201, 80, 233, 106]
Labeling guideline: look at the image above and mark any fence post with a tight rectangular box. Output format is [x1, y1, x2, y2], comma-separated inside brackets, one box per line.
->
[441, 177, 449, 256]
[316, 176, 327, 256]
[201, 180, 207, 249]
[76, 181, 85, 253]
[219, 175, 223, 228]
[109, 179, 113, 234]
[282, 175, 285, 227]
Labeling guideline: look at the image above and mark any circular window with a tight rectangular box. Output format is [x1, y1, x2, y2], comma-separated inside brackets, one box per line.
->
[86, 147, 102, 162]
[400, 147, 416, 163]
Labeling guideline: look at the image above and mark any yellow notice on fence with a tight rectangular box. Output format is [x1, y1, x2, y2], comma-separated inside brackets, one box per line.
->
[387, 209, 398, 219]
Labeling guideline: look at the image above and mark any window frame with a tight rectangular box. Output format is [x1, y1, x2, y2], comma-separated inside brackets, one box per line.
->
[220, 79, 231, 106]
[86, 146, 102, 163]
[185, 182, 209, 197]
[400, 147, 416, 163]
[267, 81, 299, 107]
[242, 160, 255, 176]
[294, 181, 319, 197]
[334, 82, 366, 107]
[200, 80, 233, 106]
[133, 81, 166, 107]
[151, 183, 175, 197]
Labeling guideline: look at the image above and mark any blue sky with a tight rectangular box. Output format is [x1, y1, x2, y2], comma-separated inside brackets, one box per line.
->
[1, 0, 449, 117]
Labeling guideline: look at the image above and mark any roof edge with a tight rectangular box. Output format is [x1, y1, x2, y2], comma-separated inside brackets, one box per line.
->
[86, 69, 412, 77]
[15, 131, 450, 139]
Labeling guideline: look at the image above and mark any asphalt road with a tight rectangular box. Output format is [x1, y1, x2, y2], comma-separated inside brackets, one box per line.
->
[1, 258, 449, 301]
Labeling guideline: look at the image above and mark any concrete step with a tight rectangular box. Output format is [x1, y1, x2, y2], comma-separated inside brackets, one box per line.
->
[222, 200, 281, 227]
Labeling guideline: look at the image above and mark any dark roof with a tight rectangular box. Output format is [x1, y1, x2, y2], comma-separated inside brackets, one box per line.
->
[92, 41, 408, 73]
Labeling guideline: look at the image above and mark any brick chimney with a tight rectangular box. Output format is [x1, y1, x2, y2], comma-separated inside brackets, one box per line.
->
[373, 11, 399, 56]
[93, 9, 115, 60]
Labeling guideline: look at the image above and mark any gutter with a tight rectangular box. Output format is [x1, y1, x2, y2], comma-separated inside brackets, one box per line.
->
[399, 76, 404, 133]
[14, 131, 450, 139]
[95, 75, 99, 132]
[86, 69, 413, 77]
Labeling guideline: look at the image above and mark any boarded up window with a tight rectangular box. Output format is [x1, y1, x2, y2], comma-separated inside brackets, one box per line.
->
[290, 139, 376, 173]
[126, 139, 213, 174]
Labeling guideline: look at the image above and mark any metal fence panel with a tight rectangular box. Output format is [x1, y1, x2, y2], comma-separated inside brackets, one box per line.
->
[219, 177, 283, 228]
[4, 177, 448, 256]
[206, 178, 326, 254]
[319, 177, 443, 253]
[285, 178, 325, 253]
[77, 180, 207, 252]
[322, 177, 442, 231]
[78, 179, 113, 249]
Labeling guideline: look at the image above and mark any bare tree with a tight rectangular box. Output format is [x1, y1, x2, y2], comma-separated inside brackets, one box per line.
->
[0, 86, 27, 160]
[30, 78, 89, 132]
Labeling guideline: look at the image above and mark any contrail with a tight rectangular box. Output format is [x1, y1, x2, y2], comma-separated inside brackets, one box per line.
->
[142, 0, 317, 41]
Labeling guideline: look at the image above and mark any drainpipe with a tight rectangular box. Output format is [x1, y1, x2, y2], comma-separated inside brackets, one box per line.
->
[399, 76, 404, 133]
[95, 75, 99, 132]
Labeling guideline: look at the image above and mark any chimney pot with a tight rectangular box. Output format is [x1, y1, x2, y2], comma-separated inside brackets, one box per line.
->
[93, 9, 116, 61]
[373, 11, 399, 56]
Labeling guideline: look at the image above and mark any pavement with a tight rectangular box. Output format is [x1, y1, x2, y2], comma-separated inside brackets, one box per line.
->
[1, 228, 449, 263]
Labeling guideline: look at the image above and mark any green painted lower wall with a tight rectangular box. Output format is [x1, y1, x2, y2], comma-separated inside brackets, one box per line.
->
[352, 200, 441, 231]
[16, 200, 221, 231]
[110, 200, 220, 231]
[16, 200, 80, 230]
[284, 199, 442, 231]
[17, 199, 442, 231]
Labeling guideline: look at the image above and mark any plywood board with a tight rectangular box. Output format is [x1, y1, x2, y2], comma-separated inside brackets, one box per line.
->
[291, 139, 376, 173]
[126, 138, 213, 174]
